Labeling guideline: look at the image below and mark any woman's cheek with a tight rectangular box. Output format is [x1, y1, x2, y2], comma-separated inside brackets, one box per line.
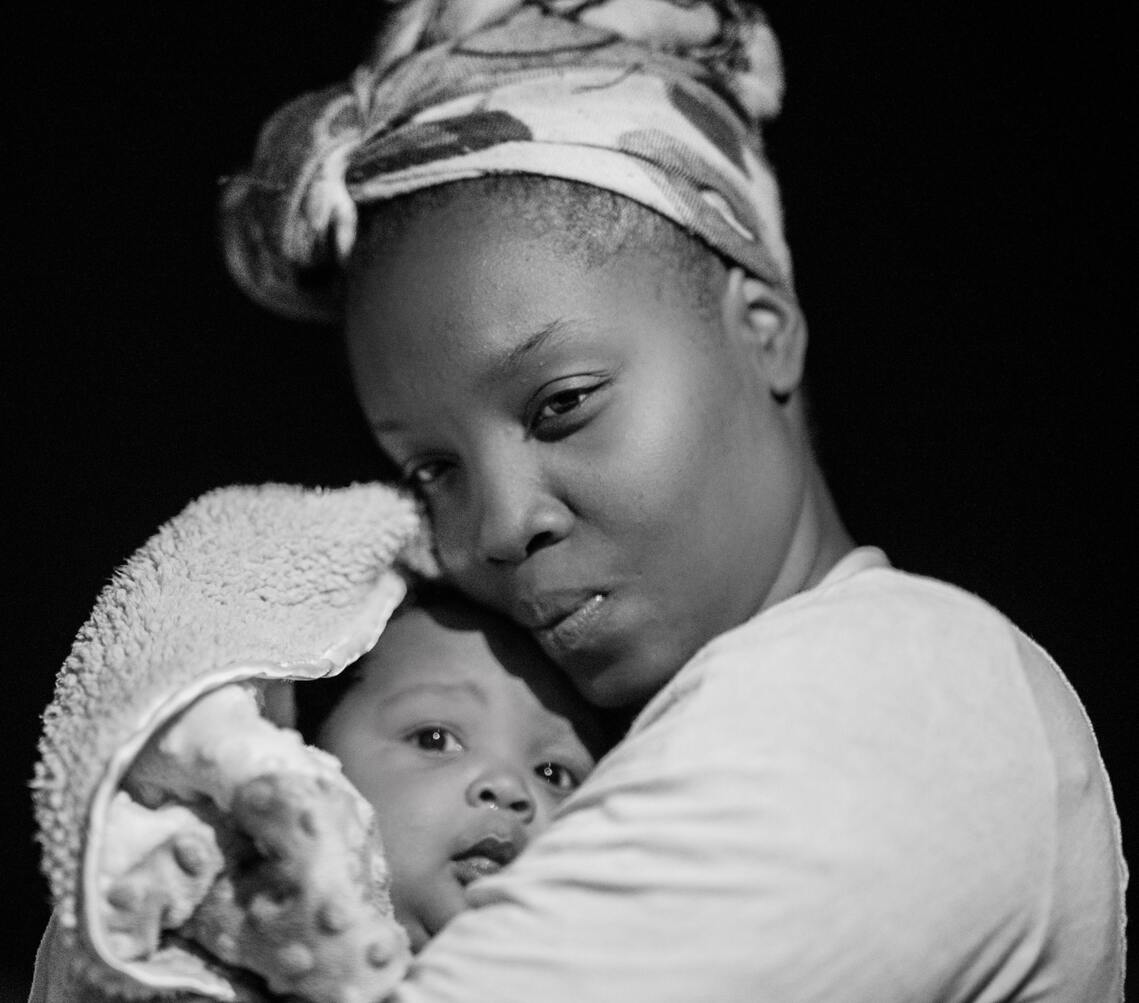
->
[436, 539, 506, 611]
[425, 497, 475, 576]
[586, 421, 687, 527]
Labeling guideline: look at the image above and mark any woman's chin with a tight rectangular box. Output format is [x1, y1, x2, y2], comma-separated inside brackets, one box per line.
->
[559, 649, 672, 710]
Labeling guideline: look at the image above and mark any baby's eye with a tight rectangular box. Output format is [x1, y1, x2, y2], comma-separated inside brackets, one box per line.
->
[535, 762, 579, 791]
[407, 726, 463, 754]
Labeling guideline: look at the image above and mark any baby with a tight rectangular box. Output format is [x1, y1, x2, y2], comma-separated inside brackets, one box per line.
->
[306, 591, 612, 952]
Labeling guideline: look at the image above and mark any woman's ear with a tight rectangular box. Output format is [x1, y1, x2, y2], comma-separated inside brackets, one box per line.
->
[720, 267, 807, 401]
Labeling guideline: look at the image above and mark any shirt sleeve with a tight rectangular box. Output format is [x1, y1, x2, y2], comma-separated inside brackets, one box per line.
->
[33, 572, 1120, 1002]
[390, 573, 1122, 1002]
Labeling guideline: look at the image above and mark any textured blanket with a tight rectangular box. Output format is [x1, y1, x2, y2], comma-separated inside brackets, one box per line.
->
[32, 483, 431, 1002]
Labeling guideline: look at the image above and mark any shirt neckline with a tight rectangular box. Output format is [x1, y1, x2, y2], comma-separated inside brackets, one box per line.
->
[817, 545, 891, 588]
[628, 546, 892, 734]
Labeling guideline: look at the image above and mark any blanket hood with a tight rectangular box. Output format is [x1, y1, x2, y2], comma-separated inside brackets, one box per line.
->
[32, 482, 431, 999]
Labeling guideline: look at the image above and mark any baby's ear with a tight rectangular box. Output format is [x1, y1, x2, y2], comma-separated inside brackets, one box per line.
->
[720, 267, 807, 400]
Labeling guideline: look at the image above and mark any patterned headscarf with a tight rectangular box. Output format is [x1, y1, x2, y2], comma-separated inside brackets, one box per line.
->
[221, 0, 790, 323]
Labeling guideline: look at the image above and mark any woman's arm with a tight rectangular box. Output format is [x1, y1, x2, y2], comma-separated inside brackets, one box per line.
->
[387, 577, 1123, 1002]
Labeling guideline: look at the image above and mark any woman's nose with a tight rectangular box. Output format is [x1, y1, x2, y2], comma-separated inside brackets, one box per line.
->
[465, 765, 536, 823]
[473, 460, 573, 565]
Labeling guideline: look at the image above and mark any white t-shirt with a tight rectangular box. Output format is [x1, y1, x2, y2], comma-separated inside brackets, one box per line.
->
[32, 549, 1125, 1002]
[397, 548, 1125, 1001]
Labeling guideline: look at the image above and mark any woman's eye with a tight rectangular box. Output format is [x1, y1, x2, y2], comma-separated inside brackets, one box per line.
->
[535, 761, 579, 791]
[408, 726, 463, 754]
[403, 459, 451, 489]
[530, 379, 608, 433]
[536, 389, 590, 421]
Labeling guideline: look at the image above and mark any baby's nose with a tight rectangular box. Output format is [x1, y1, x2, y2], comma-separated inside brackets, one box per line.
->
[465, 766, 535, 823]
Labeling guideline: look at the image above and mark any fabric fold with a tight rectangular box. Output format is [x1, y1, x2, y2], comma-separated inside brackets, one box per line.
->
[32, 482, 429, 999]
[220, 0, 792, 324]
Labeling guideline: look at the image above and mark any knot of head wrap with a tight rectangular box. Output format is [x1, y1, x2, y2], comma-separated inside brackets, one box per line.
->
[221, 0, 791, 324]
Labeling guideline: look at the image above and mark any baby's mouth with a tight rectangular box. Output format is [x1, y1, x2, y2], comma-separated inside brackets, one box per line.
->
[451, 835, 519, 887]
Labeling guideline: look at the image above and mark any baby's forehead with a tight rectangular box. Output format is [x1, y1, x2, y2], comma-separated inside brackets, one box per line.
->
[362, 602, 603, 736]
[383, 599, 524, 654]
[364, 601, 547, 694]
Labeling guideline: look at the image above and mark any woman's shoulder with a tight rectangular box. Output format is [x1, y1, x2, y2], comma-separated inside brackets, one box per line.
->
[616, 552, 1124, 1000]
[593, 554, 1124, 1003]
[695, 553, 1037, 682]
[781, 550, 1028, 641]
[641, 549, 1079, 748]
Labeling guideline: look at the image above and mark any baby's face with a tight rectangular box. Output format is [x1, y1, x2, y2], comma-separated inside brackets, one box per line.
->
[319, 601, 606, 951]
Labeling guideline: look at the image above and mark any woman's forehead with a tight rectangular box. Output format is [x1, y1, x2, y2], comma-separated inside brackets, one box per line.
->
[345, 197, 711, 367]
[347, 179, 722, 316]
[349, 190, 603, 305]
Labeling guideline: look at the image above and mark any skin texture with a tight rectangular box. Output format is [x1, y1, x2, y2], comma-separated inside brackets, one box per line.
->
[318, 601, 606, 952]
[346, 192, 853, 709]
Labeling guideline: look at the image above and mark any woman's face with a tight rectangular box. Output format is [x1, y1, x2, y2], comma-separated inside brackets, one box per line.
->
[346, 195, 806, 708]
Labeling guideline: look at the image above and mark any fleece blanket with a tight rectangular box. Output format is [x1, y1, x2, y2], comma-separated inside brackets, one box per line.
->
[31, 483, 432, 1002]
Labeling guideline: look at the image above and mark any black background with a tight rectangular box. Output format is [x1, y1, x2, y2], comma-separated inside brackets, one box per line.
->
[5, 5, 1132, 998]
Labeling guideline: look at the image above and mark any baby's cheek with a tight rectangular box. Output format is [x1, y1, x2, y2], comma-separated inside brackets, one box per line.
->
[370, 793, 470, 949]
[529, 788, 568, 837]
[395, 863, 470, 953]
[389, 882, 432, 953]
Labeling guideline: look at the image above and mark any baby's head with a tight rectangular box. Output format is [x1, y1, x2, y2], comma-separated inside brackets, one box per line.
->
[314, 593, 609, 951]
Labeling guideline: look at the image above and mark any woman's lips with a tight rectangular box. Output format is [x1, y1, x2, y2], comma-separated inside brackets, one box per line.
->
[532, 593, 608, 653]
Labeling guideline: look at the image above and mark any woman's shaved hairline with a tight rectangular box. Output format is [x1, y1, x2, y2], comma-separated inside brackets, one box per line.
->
[350, 175, 723, 318]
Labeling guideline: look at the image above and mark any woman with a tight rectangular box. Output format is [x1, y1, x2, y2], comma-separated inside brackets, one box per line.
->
[33, 2, 1125, 999]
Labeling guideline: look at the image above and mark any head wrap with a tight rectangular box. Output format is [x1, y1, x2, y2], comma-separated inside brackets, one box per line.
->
[221, 0, 791, 324]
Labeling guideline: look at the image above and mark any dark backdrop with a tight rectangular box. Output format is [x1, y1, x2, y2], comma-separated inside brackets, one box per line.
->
[6, 6, 1132, 999]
